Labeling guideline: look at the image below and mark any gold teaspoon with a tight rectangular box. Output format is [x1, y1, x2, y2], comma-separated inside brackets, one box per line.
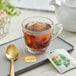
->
[6, 44, 19, 76]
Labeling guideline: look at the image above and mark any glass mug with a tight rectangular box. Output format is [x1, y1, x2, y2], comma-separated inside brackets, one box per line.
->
[22, 16, 63, 55]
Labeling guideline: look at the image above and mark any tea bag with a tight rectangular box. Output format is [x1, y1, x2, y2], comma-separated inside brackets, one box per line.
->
[47, 49, 76, 73]
[27, 22, 46, 31]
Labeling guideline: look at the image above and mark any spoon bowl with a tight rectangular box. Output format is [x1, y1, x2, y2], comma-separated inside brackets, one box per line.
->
[6, 44, 19, 76]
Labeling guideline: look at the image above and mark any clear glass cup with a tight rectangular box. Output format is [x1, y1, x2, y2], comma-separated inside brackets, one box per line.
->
[22, 16, 63, 55]
[0, 12, 10, 39]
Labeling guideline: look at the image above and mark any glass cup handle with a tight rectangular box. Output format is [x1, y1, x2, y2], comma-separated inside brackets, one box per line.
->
[52, 24, 63, 40]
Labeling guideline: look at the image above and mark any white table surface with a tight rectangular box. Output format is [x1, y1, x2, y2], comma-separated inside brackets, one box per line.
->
[1, 9, 76, 76]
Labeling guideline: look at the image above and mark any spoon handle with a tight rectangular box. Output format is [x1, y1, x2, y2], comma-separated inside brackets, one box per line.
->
[10, 60, 14, 76]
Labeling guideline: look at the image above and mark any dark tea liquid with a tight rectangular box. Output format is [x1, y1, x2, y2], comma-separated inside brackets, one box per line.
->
[23, 22, 53, 51]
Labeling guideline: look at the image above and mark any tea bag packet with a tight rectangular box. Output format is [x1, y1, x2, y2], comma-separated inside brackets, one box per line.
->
[47, 49, 76, 73]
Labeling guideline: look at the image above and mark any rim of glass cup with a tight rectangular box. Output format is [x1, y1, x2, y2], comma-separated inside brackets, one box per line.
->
[22, 16, 54, 35]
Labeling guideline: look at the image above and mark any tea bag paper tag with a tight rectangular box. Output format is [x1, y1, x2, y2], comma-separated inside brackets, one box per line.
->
[25, 55, 36, 62]
[47, 49, 76, 73]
